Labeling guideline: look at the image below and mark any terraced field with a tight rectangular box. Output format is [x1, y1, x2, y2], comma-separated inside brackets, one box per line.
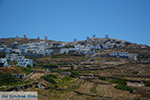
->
[76, 81, 94, 94]
[96, 83, 136, 98]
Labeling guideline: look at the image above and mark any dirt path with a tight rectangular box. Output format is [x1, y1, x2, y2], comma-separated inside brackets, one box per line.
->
[66, 92, 76, 100]
[30, 73, 44, 80]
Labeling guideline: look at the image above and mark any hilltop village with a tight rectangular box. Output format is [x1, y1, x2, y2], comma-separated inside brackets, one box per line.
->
[0, 35, 139, 68]
[0, 35, 150, 100]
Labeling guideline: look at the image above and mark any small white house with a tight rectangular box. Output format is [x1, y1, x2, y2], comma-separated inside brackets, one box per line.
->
[119, 52, 128, 58]
[102, 44, 107, 49]
[4, 48, 12, 53]
[75, 44, 85, 50]
[12, 42, 18, 45]
[0, 47, 4, 52]
[59, 48, 68, 54]
[11, 49, 20, 53]
[17, 59, 33, 68]
[6, 53, 18, 61]
[128, 54, 138, 60]
[110, 52, 117, 57]
[86, 44, 94, 50]
[0, 58, 9, 67]
[95, 44, 101, 50]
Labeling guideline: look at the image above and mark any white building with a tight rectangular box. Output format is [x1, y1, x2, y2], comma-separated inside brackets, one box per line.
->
[128, 54, 138, 60]
[95, 44, 101, 50]
[86, 44, 94, 50]
[102, 44, 107, 49]
[6, 53, 33, 68]
[75, 44, 85, 51]
[12, 42, 18, 45]
[6, 53, 18, 61]
[110, 52, 117, 57]
[119, 52, 128, 58]
[3, 47, 12, 53]
[11, 49, 20, 53]
[59, 48, 68, 54]
[0, 58, 9, 67]
[17, 59, 33, 68]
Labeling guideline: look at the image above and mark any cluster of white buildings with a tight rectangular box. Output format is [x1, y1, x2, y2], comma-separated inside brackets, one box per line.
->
[17, 41, 53, 56]
[110, 52, 138, 60]
[59, 44, 107, 55]
[0, 41, 53, 68]
[0, 53, 33, 68]
[6, 53, 33, 68]
[0, 41, 53, 56]
[0, 58, 9, 67]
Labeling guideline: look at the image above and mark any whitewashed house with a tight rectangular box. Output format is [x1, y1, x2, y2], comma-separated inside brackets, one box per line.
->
[45, 49, 53, 55]
[0, 58, 9, 67]
[68, 48, 76, 51]
[87, 50, 95, 55]
[17, 59, 33, 68]
[3, 47, 12, 53]
[119, 52, 128, 58]
[86, 44, 94, 50]
[110, 52, 117, 57]
[12, 42, 18, 45]
[0, 47, 4, 52]
[95, 44, 101, 50]
[14, 56, 25, 62]
[128, 54, 138, 60]
[102, 44, 107, 49]
[6, 53, 18, 61]
[59, 48, 68, 54]
[75, 44, 85, 51]
[11, 49, 20, 53]
[37, 46, 46, 55]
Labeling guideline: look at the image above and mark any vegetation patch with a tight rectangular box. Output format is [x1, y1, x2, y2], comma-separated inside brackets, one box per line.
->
[145, 81, 150, 87]
[110, 79, 127, 85]
[90, 83, 98, 94]
[114, 84, 133, 93]
[43, 63, 58, 69]
[54, 76, 76, 88]
[0, 72, 17, 86]
[51, 54, 66, 58]
[71, 71, 80, 78]
[16, 66, 33, 75]
[41, 75, 57, 84]
[41, 75, 77, 88]
[0, 72, 30, 87]
[98, 76, 106, 80]
[133, 71, 138, 74]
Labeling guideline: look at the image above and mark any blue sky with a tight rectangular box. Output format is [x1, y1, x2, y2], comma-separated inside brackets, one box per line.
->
[0, 0, 150, 45]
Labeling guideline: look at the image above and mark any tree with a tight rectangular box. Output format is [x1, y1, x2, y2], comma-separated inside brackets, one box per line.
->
[27, 64, 31, 68]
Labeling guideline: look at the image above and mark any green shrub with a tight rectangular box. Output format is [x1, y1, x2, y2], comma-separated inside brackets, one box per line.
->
[90, 83, 98, 94]
[51, 54, 66, 58]
[71, 71, 79, 78]
[27, 64, 31, 68]
[16, 66, 33, 75]
[98, 76, 106, 80]
[0, 72, 17, 85]
[145, 81, 150, 87]
[43, 63, 58, 68]
[41, 75, 57, 84]
[110, 79, 127, 85]
[133, 71, 138, 74]
[114, 84, 133, 93]
[62, 76, 71, 81]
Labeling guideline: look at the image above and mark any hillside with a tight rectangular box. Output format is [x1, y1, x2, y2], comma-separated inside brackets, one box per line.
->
[67, 38, 149, 49]
[0, 37, 149, 49]
[0, 38, 62, 46]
